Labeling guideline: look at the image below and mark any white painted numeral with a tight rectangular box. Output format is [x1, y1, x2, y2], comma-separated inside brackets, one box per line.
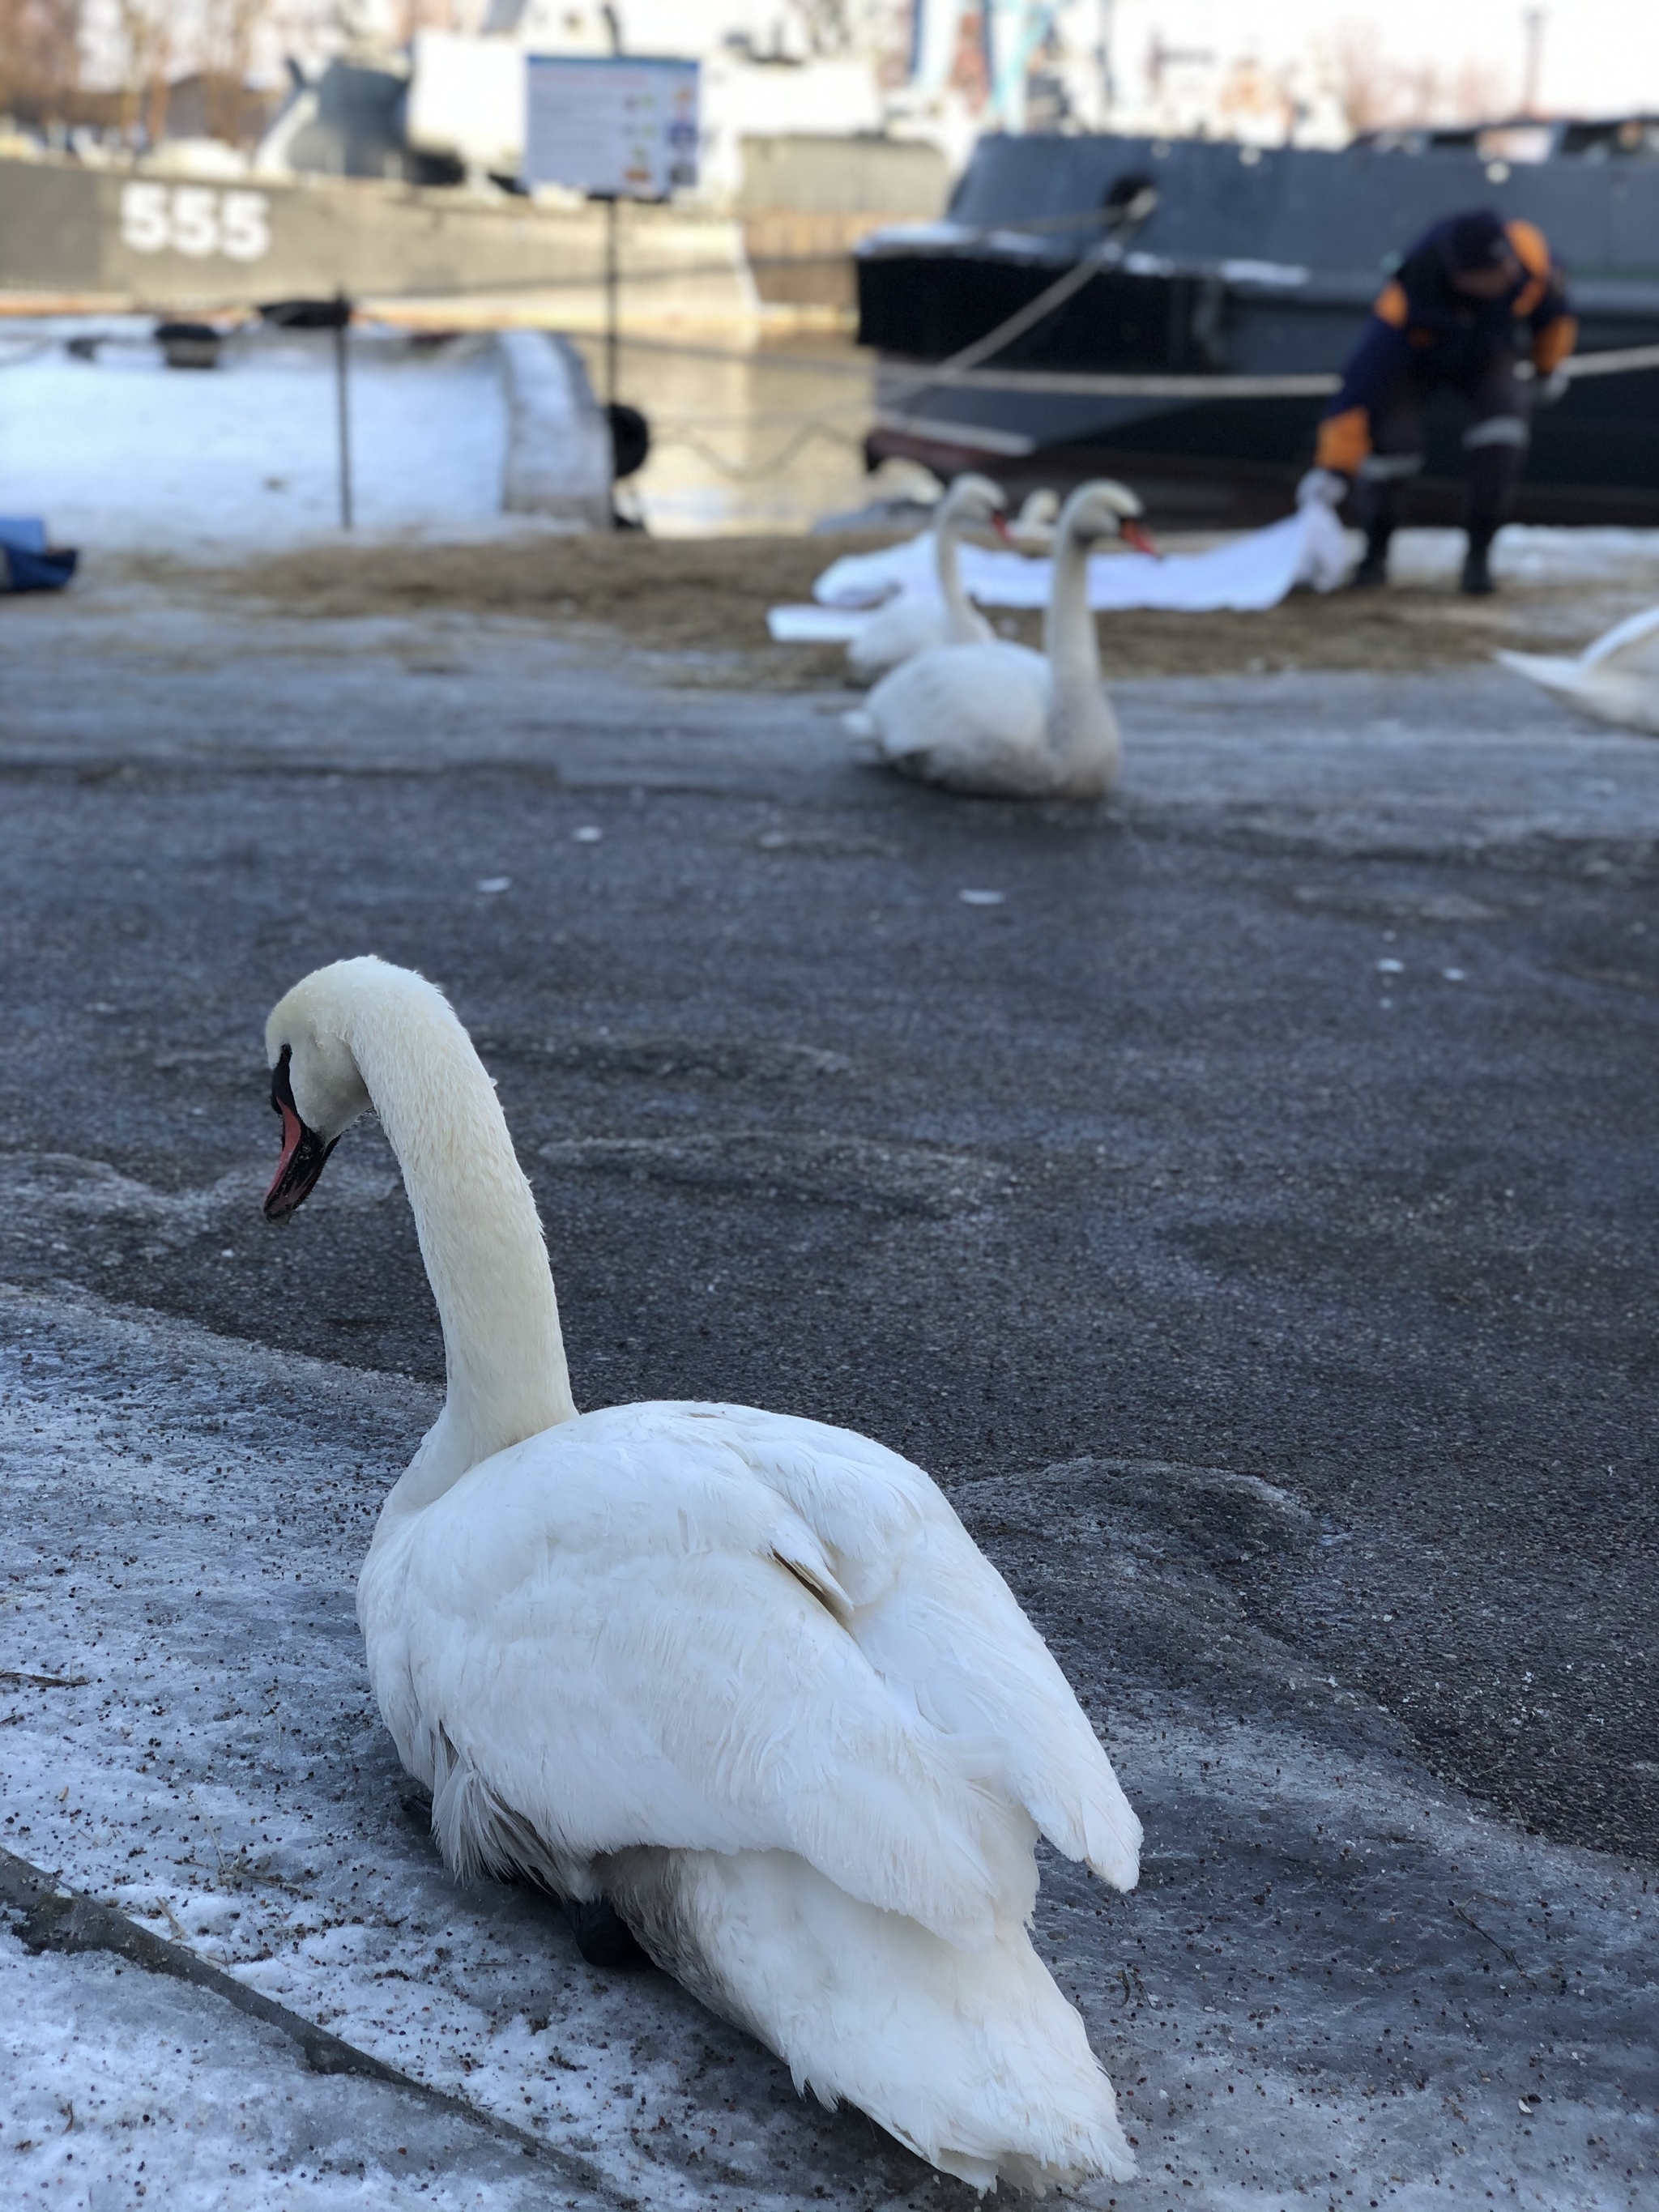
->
[119, 180, 170, 254]
[117, 181, 272, 264]
[169, 185, 220, 257]
[219, 190, 271, 262]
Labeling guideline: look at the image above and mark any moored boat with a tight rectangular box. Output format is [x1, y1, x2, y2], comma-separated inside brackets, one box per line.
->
[857, 119, 1659, 526]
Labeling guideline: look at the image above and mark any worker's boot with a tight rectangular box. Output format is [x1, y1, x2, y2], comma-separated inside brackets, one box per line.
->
[1461, 526, 1498, 597]
[1350, 523, 1392, 590]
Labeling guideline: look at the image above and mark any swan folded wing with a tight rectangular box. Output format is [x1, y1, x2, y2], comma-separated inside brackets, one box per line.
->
[653, 1404, 1141, 1891]
[868, 642, 1049, 770]
[848, 1520, 1141, 1889]
[849, 595, 947, 678]
[362, 1418, 1030, 1948]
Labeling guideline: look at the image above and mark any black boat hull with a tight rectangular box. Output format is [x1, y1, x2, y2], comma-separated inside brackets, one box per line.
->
[866, 368, 1659, 527]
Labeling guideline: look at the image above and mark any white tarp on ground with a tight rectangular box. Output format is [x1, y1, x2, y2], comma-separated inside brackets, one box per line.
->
[767, 505, 1351, 641]
[769, 517, 1659, 646]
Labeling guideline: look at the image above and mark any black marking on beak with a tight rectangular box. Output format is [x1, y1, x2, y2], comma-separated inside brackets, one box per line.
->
[263, 1044, 338, 1222]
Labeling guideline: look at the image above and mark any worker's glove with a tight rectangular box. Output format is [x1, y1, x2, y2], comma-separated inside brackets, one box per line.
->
[1295, 467, 1350, 509]
[1535, 367, 1571, 407]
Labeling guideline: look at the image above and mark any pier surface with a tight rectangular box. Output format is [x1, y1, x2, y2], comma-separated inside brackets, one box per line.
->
[2, 566, 1653, 2210]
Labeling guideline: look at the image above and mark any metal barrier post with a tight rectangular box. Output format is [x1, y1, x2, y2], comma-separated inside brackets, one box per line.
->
[334, 291, 353, 531]
[603, 197, 620, 408]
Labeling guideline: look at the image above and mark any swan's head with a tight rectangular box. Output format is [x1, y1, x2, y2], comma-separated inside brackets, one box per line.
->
[940, 471, 1009, 535]
[1006, 487, 1060, 553]
[1060, 479, 1158, 556]
[262, 957, 403, 1220]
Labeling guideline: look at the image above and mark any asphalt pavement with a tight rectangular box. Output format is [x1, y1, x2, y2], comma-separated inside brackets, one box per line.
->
[1, 571, 1654, 2208]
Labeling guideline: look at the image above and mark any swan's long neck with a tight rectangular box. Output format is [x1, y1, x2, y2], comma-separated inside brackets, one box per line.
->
[348, 992, 575, 1498]
[933, 494, 978, 640]
[1042, 516, 1101, 705]
[1041, 514, 1119, 782]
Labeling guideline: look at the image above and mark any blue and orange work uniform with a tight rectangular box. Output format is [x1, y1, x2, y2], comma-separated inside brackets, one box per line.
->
[1312, 210, 1576, 586]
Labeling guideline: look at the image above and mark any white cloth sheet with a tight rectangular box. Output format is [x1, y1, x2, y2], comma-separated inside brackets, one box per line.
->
[766, 505, 1350, 642]
[766, 602, 870, 642]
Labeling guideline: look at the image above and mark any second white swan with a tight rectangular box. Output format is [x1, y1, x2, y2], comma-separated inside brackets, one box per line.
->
[850, 480, 1151, 799]
[262, 956, 1141, 2193]
[846, 471, 1007, 680]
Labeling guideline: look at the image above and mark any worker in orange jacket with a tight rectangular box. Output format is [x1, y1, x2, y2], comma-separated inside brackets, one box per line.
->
[1297, 209, 1577, 595]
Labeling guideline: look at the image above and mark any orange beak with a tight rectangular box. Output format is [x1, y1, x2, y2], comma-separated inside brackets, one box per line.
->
[1122, 519, 1161, 558]
[991, 512, 1014, 543]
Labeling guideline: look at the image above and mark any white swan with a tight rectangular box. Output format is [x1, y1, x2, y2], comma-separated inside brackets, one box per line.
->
[845, 473, 1005, 680]
[262, 956, 1141, 2193]
[1496, 603, 1659, 735]
[1004, 485, 1061, 553]
[848, 481, 1151, 800]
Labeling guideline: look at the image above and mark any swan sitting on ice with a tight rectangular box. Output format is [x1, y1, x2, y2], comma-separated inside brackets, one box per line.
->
[1496, 604, 1659, 735]
[261, 957, 1142, 2193]
[847, 480, 1153, 800]
[846, 473, 1007, 680]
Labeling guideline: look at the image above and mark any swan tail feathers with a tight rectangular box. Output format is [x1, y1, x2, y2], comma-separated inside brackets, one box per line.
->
[1081, 1776, 1145, 1891]
[604, 1846, 1137, 2194]
[1022, 1767, 1142, 1893]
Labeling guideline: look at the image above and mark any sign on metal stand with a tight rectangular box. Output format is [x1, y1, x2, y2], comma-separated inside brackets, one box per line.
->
[522, 54, 699, 420]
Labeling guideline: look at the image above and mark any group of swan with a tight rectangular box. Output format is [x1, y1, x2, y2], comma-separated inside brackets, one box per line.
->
[847, 479, 1152, 800]
[856, 480, 1659, 791]
[846, 479, 1060, 681]
[1497, 603, 1659, 735]
[263, 956, 1142, 2192]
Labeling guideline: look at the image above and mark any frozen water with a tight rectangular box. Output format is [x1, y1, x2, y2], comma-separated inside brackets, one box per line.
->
[0, 323, 510, 553]
[1, 1277, 1654, 2209]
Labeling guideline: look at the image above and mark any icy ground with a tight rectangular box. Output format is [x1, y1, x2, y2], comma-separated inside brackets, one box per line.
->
[0, 322, 510, 551]
[1, 1278, 1653, 2212]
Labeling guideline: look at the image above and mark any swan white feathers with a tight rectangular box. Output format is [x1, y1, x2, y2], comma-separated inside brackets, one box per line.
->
[855, 479, 1149, 799]
[1496, 602, 1659, 735]
[262, 956, 1141, 2192]
[845, 472, 1007, 681]
[1004, 485, 1061, 553]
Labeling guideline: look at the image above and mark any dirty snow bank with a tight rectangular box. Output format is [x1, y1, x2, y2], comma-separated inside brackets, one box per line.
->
[0, 323, 510, 552]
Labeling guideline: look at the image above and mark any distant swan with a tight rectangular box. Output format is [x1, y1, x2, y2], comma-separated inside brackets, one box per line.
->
[262, 956, 1141, 2193]
[848, 480, 1152, 799]
[846, 472, 1006, 680]
[1004, 485, 1061, 552]
[1497, 603, 1659, 735]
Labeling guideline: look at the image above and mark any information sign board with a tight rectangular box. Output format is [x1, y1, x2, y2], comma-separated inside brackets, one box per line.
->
[524, 54, 699, 200]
